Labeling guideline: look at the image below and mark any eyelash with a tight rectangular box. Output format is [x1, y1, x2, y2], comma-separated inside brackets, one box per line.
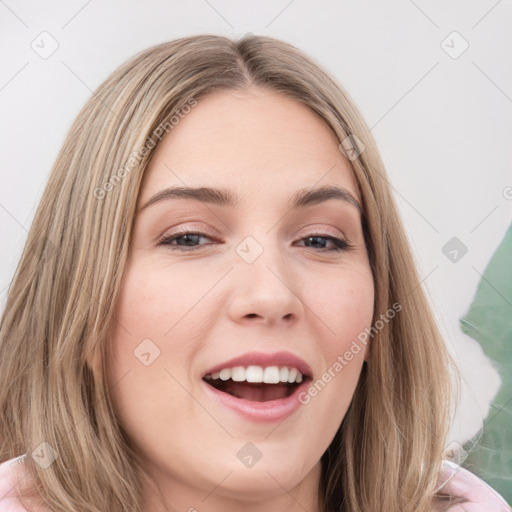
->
[157, 231, 353, 253]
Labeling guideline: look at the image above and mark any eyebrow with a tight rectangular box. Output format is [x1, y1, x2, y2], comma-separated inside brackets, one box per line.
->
[139, 184, 362, 214]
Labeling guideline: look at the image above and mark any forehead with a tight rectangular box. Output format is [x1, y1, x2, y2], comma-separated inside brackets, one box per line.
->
[139, 87, 360, 208]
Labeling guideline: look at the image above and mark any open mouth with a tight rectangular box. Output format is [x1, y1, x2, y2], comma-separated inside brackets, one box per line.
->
[201, 359, 313, 421]
[202, 366, 309, 402]
[203, 378, 302, 402]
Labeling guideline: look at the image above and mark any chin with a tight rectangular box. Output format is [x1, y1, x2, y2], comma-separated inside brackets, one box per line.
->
[211, 466, 307, 500]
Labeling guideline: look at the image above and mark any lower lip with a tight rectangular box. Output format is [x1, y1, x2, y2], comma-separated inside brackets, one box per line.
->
[201, 379, 310, 423]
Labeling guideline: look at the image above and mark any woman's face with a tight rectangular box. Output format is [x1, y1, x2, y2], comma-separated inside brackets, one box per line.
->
[107, 87, 374, 511]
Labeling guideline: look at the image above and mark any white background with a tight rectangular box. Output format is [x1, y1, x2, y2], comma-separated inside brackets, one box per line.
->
[1, 0, 511, 446]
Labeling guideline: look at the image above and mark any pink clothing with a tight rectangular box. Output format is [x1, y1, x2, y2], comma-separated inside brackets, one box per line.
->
[0, 456, 32, 512]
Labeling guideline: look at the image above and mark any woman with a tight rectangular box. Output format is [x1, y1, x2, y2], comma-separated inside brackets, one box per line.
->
[0, 34, 509, 512]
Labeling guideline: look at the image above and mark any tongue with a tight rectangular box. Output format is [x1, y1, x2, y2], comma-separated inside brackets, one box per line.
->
[215, 380, 295, 402]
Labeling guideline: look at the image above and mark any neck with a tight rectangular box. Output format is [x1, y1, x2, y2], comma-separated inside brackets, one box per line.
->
[140, 460, 323, 512]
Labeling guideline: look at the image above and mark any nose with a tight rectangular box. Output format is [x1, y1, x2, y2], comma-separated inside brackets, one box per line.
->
[225, 240, 305, 327]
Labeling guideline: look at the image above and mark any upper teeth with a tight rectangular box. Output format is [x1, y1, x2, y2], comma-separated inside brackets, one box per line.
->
[205, 366, 304, 384]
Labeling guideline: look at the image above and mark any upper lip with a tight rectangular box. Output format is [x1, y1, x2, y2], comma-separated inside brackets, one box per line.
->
[202, 351, 313, 379]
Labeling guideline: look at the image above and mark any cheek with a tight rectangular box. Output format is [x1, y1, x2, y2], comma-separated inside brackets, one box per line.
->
[306, 264, 375, 346]
[106, 262, 206, 455]
[112, 257, 218, 345]
[297, 265, 374, 427]
[108, 262, 208, 391]
[328, 268, 374, 372]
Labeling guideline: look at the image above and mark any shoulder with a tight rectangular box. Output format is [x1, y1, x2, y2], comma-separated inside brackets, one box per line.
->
[0, 455, 31, 512]
[432, 461, 511, 511]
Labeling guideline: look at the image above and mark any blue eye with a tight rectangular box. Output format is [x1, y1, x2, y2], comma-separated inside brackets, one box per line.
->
[297, 235, 352, 252]
[158, 232, 212, 251]
[158, 232, 353, 253]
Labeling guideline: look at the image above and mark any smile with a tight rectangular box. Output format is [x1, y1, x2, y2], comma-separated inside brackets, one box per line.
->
[201, 352, 313, 422]
[204, 365, 304, 401]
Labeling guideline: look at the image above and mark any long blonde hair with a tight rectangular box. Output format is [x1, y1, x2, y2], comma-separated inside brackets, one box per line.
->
[0, 34, 455, 512]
